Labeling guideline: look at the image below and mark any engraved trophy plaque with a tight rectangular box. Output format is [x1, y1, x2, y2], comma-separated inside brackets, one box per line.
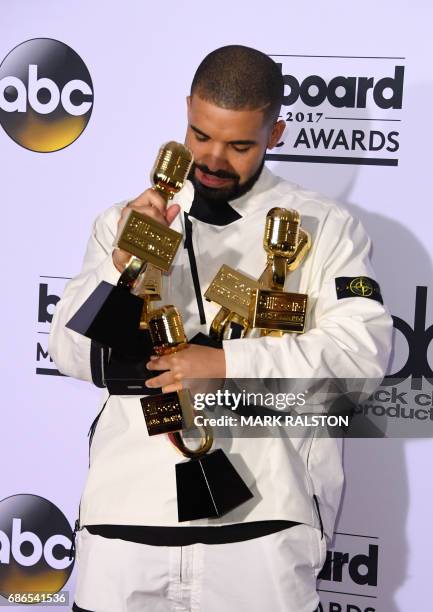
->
[204, 265, 260, 343]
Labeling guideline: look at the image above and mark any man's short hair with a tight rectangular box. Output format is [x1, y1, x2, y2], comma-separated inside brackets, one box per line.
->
[190, 45, 283, 125]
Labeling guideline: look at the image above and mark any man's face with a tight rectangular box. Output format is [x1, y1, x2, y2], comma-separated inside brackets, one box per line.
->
[185, 94, 284, 201]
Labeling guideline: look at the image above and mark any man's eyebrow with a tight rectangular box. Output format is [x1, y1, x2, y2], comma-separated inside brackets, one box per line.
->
[190, 124, 257, 146]
[191, 125, 210, 138]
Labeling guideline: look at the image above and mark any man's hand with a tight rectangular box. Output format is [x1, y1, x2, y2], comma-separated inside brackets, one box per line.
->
[145, 345, 226, 393]
[112, 188, 181, 272]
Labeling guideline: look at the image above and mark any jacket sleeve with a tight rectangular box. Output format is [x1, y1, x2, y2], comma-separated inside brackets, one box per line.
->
[222, 208, 393, 381]
[48, 205, 124, 383]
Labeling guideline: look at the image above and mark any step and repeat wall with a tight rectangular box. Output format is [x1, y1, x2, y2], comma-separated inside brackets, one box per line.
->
[1, 1, 432, 610]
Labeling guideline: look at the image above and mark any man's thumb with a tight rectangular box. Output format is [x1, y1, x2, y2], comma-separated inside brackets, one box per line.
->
[166, 204, 181, 225]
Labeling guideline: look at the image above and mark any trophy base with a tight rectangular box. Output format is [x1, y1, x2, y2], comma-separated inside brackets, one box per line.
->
[105, 330, 164, 396]
[189, 332, 222, 349]
[66, 281, 147, 358]
[175, 449, 253, 522]
[105, 332, 222, 396]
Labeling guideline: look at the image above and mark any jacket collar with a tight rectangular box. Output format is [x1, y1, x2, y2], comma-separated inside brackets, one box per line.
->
[177, 166, 281, 226]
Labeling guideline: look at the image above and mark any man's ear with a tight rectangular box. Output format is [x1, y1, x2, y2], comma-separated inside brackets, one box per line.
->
[186, 95, 192, 122]
[267, 119, 286, 149]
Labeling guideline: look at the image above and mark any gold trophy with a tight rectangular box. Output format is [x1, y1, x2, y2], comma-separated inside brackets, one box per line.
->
[66, 142, 192, 358]
[141, 306, 196, 436]
[205, 208, 311, 340]
[258, 208, 310, 289]
[249, 208, 311, 335]
[140, 306, 253, 522]
[116, 141, 194, 290]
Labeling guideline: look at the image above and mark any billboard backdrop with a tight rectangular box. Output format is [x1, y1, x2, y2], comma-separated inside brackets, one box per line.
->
[1, 1, 432, 609]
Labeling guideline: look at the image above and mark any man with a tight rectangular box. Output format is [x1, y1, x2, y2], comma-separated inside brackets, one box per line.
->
[49, 46, 392, 612]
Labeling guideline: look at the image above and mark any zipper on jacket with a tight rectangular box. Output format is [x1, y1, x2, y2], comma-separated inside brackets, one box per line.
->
[183, 212, 206, 326]
[313, 494, 324, 540]
[87, 396, 110, 465]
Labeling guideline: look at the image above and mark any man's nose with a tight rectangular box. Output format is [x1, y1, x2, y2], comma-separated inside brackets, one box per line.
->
[200, 143, 228, 171]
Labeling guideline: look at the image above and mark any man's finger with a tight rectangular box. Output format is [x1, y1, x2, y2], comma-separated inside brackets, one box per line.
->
[166, 204, 181, 225]
[162, 382, 183, 394]
[129, 189, 167, 215]
[120, 201, 167, 227]
[146, 371, 176, 389]
[142, 208, 168, 225]
[146, 356, 171, 371]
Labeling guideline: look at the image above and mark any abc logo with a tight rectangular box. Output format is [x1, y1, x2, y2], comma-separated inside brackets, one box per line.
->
[0, 38, 93, 152]
[0, 494, 74, 597]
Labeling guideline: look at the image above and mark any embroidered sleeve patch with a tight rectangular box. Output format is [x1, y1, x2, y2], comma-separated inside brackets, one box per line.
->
[335, 276, 383, 304]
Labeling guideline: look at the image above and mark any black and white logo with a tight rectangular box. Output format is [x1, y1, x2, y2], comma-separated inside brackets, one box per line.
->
[36, 276, 69, 376]
[386, 286, 433, 390]
[0, 494, 74, 599]
[267, 54, 404, 167]
[317, 532, 378, 612]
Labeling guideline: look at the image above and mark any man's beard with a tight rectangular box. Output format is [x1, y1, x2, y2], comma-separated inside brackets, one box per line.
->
[188, 156, 265, 202]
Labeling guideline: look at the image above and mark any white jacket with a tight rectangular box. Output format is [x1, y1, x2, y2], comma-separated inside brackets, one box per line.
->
[49, 167, 392, 538]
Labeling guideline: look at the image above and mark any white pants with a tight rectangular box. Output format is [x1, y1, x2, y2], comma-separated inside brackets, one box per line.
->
[74, 524, 326, 612]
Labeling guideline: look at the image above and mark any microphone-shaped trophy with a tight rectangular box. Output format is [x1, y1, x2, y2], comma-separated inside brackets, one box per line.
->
[204, 207, 311, 339]
[140, 306, 194, 435]
[250, 208, 311, 334]
[140, 306, 253, 522]
[66, 142, 192, 358]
